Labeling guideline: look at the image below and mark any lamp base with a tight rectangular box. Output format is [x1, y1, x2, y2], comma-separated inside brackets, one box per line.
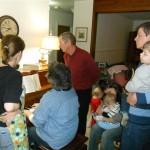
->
[39, 59, 47, 66]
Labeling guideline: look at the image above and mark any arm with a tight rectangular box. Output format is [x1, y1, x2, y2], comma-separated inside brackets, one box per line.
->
[4, 103, 20, 112]
[127, 92, 150, 106]
[111, 113, 122, 123]
[103, 117, 114, 123]
[1, 71, 22, 122]
[102, 112, 122, 124]
[0, 110, 21, 124]
[24, 109, 33, 122]
[24, 103, 39, 122]
[125, 68, 141, 92]
[95, 104, 104, 115]
[86, 55, 99, 84]
[136, 92, 150, 104]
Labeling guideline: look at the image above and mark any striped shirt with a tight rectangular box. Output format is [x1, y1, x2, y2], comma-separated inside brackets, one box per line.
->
[102, 102, 120, 118]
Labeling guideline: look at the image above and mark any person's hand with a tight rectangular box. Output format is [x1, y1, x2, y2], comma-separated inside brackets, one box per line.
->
[32, 103, 39, 109]
[127, 93, 137, 106]
[0, 110, 21, 124]
[24, 109, 32, 118]
[96, 105, 104, 115]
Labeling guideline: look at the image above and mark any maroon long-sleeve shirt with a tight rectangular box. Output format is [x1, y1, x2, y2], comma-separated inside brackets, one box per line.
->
[64, 46, 99, 90]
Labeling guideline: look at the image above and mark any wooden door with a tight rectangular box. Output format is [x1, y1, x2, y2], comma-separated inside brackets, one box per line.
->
[57, 25, 70, 63]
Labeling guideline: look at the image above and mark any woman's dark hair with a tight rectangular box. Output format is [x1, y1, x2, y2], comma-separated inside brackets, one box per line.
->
[46, 61, 72, 91]
[1, 34, 25, 65]
[99, 79, 122, 104]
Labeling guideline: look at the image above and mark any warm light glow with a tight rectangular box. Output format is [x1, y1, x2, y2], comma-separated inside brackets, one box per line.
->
[39, 36, 59, 66]
[40, 36, 59, 51]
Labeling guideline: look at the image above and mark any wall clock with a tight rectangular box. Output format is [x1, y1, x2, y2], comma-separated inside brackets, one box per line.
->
[0, 15, 19, 39]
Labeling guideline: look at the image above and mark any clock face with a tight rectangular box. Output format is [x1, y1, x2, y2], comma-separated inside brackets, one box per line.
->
[0, 16, 19, 38]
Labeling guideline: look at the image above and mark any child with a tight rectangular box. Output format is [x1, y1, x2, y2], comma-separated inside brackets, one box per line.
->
[121, 41, 150, 126]
[90, 86, 103, 126]
[126, 41, 150, 92]
[94, 89, 120, 130]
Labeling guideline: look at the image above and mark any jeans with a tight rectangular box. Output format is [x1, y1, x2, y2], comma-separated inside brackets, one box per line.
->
[28, 127, 51, 150]
[120, 93, 129, 113]
[0, 127, 14, 150]
[121, 122, 150, 150]
[88, 123, 122, 150]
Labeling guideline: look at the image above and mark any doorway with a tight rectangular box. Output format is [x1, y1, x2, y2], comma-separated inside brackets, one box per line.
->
[57, 25, 70, 63]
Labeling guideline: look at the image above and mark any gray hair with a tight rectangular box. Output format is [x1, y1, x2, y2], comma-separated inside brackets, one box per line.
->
[46, 61, 72, 91]
[59, 32, 76, 45]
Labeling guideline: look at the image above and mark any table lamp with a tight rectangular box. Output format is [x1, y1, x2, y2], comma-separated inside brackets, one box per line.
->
[39, 36, 59, 66]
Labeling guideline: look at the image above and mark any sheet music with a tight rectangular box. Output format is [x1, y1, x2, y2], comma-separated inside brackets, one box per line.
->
[23, 74, 41, 94]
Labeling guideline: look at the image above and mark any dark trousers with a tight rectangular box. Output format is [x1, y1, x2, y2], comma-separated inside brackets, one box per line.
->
[76, 88, 92, 135]
[28, 127, 51, 150]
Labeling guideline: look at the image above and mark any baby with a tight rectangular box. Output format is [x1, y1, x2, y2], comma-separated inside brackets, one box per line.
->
[121, 41, 150, 126]
[93, 88, 120, 130]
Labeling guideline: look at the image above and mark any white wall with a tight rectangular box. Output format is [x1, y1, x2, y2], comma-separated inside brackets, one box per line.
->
[95, 13, 133, 65]
[49, 9, 73, 35]
[133, 20, 150, 30]
[0, 0, 49, 67]
[73, 0, 93, 53]
[94, 14, 150, 65]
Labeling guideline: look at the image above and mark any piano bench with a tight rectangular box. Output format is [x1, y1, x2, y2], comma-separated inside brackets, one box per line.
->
[38, 133, 88, 150]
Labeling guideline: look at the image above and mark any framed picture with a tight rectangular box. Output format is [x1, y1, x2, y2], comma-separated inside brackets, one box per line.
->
[97, 62, 107, 69]
[76, 27, 88, 42]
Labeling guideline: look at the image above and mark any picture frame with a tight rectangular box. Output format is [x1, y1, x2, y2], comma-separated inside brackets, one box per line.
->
[76, 27, 88, 42]
[96, 62, 107, 69]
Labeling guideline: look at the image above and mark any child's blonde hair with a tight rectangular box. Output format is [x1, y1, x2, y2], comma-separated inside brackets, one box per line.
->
[92, 86, 103, 98]
[143, 41, 150, 52]
[103, 92, 116, 106]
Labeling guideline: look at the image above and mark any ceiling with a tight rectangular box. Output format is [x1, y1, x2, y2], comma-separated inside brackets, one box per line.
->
[49, 0, 150, 20]
[49, 0, 75, 13]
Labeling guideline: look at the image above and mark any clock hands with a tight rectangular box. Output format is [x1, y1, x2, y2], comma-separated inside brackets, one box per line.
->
[6, 28, 11, 32]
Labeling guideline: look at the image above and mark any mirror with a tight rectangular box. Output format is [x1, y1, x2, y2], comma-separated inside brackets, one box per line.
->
[49, 0, 74, 14]
[49, 0, 74, 63]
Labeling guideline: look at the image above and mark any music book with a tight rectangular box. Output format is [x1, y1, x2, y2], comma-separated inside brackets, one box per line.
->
[23, 74, 41, 94]
[23, 64, 40, 71]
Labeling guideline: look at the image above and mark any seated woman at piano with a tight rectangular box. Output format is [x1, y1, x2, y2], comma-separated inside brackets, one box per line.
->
[24, 61, 79, 150]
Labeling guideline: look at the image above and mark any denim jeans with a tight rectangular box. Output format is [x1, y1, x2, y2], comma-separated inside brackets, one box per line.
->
[0, 127, 14, 150]
[88, 123, 122, 150]
[28, 127, 51, 150]
[120, 93, 129, 113]
[121, 122, 150, 150]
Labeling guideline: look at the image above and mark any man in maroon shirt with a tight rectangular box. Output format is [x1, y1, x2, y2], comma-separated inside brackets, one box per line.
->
[59, 32, 99, 135]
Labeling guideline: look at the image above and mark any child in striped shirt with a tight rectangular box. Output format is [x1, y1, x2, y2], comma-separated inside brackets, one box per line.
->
[94, 91, 120, 130]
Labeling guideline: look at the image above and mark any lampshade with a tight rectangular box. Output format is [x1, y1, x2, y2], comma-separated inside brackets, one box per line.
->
[40, 36, 59, 50]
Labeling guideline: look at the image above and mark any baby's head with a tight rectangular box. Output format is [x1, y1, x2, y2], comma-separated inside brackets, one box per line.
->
[92, 86, 103, 99]
[140, 41, 150, 64]
[103, 92, 116, 107]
